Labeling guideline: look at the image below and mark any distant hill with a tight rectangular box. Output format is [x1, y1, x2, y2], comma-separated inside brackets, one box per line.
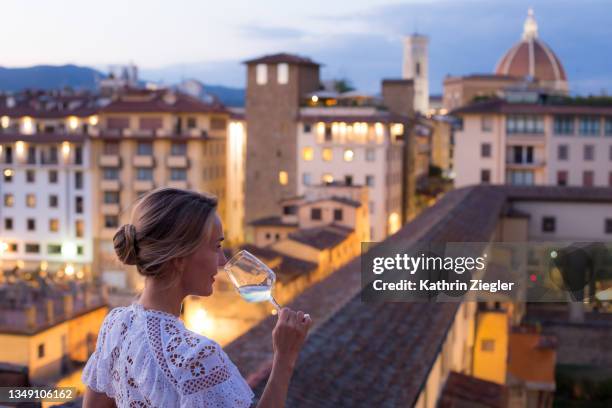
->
[0, 64, 245, 106]
[0, 65, 102, 91]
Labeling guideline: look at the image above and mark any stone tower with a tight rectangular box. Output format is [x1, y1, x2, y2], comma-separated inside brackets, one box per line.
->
[402, 34, 429, 114]
[243, 53, 320, 224]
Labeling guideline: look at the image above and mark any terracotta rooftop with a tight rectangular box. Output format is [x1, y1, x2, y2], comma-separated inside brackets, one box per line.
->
[249, 216, 298, 227]
[101, 90, 227, 114]
[287, 224, 353, 250]
[305, 196, 361, 208]
[226, 185, 612, 406]
[439, 371, 508, 408]
[451, 98, 612, 115]
[243, 53, 320, 67]
[0, 91, 99, 118]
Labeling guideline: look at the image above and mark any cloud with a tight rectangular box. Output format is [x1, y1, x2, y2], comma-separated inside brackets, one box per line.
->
[240, 24, 306, 40]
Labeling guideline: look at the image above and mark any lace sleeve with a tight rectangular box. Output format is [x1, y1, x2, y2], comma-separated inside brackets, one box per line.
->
[146, 316, 254, 408]
[81, 308, 122, 393]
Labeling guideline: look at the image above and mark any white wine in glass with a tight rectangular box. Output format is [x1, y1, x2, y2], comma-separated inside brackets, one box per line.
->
[224, 250, 282, 311]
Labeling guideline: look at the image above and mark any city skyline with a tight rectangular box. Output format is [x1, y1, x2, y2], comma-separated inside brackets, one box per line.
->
[1, 0, 611, 95]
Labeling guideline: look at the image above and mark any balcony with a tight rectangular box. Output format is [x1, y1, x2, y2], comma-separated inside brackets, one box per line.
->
[167, 180, 190, 189]
[132, 155, 155, 167]
[134, 180, 154, 191]
[101, 203, 121, 214]
[99, 154, 121, 167]
[166, 156, 189, 168]
[100, 180, 121, 190]
[505, 159, 546, 169]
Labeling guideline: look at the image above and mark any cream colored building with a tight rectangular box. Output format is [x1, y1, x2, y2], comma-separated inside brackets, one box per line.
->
[91, 89, 243, 292]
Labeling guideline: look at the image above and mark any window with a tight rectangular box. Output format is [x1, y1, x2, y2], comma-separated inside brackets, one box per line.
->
[104, 215, 119, 229]
[480, 169, 491, 183]
[277, 63, 289, 84]
[47, 244, 62, 254]
[75, 196, 83, 214]
[324, 124, 332, 141]
[4, 218, 13, 230]
[322, 174, 334, 184]
[322, 148, 333, 161]
[27, 146, 37, 164]
[606, 118, 612, 136]
[302, 147, 314, 161]
[344, 175, 353, 186]
[311, 208, 322, 220]
[480, 143, 491, 158]
[366, 148, 375, 162]
[283, 205, 297, 215]
[136, 168, 153, 180]
[584, 145, 595, 161]
[49, 219, 59, 232]
[170, 142, 187, 156]
[3, 169, 13, 182]
[49, 170, 58, 183]
[303, 123, 312, 133]
[103, 168, 119, 180]
[557, 144, 568, 160]
[4, 193, 14, 207]
[480, 339, 495, 352]
[605, 219, 612, 234]
[139, 117, 162, 131]
[278, 171, 288, 185]
[3, 146, 13, 164]
[256, 64, 267, 85]
[365, 175, 375, 187]
[137, 142, 153, 155]
[481, 116, 493, 132]
[542, 216, 556, 233]
[187, 117, 197, 129]
[554, 116, 574, 135]
[103, 141, 120, 155]
[557, 171, 568, 186]
[26, 170, 35, 183]
[583, 170, 594, 187]
[49, 195, 58, 208]
[38, 343, 45, 359]
[26, 194, 36, 208]
[75, 220, 84, 238]
[77, 245, 84, 255]
[507, 170, 534, 186]
[75, 171, 83, 189]
[510, 146, 534, 164]
[302, 172, 312, 186]
[75, 146, 83, 165]
[506, 115, 544, 134]
[27, 219, 36, 231]
[170, 168, 187, 181]
[579, 116, 600, 136]
[265, 232, 271, 240]
[104, 191, 120, 204]
[343, 149, 354, 162]
[334, 209, 343, 221]
[211, 118, 226, 131]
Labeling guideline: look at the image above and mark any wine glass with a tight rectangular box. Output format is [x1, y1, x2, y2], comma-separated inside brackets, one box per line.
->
[224, 250, 282, 312]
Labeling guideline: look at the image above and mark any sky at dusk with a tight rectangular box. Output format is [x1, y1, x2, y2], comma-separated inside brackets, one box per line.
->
[2, 0, 611, 95]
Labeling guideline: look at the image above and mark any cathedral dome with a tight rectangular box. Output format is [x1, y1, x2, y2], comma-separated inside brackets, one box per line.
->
[495, 8, 568, 91]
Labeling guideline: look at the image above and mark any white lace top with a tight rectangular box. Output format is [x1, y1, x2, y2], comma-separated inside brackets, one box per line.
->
[82, 303, 254, 407]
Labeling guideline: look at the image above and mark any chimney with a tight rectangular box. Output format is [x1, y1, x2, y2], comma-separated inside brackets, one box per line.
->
[382, 79, 415, 116]
[25, 305, 37, 329]
[46, 299, 54, 324]
[63, 294, 74, 317]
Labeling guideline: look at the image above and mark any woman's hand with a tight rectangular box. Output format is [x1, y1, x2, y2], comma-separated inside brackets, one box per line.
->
[272, 308, 312, 368]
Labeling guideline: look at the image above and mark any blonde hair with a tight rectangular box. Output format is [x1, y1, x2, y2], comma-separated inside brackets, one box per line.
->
[113, 187, 218, 279]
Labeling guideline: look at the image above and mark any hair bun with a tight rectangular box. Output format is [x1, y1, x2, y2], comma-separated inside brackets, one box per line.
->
[113, 224, 139, 265]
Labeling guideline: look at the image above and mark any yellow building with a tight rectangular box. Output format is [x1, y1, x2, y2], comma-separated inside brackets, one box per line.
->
[91, 89, 244, 293]
[473, 308, 510, 384]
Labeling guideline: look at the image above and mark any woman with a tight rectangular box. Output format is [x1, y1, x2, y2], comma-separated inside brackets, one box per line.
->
[82, 188, 312, 407]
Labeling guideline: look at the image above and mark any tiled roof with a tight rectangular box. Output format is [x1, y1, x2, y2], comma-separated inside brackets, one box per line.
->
[249, 216, 298, 227]
[243, 53, 320, 67]
[287, 224, 353, 250]
[0, 92, 99, 118]
[305, 196, 361, 208]
[451, 98, 612, 115]
[101, 90, 227, 114]
[507, 330, 557, 388]
[299, 111, 410, 124]
[226, 185, 612, 407]
[443, 74, 521, 83]
[439, 371, 508, 408]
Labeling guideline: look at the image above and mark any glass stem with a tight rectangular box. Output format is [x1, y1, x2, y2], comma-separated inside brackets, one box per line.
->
[269, 296, 282, 312]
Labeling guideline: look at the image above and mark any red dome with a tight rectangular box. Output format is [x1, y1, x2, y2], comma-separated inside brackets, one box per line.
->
[495, 8, 567, 88]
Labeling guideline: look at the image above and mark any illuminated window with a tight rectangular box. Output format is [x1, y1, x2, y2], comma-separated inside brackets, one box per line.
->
[256, 64, 267, 85]
[278, 171, 288, 185]
[49, 219, 59, 232]
[26, 194, 36, 208]
[3, 168, 13, 182]
[302, 147, 314, 161]
[4, 193, 14, 207]
[388, 212, 400, 234]
[277, 63, 289, 84]
[343, 149, 354, 162]
[322, 148, 333, 161]
[75, 220, 84, 238]
[322, 174, 334, 184]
